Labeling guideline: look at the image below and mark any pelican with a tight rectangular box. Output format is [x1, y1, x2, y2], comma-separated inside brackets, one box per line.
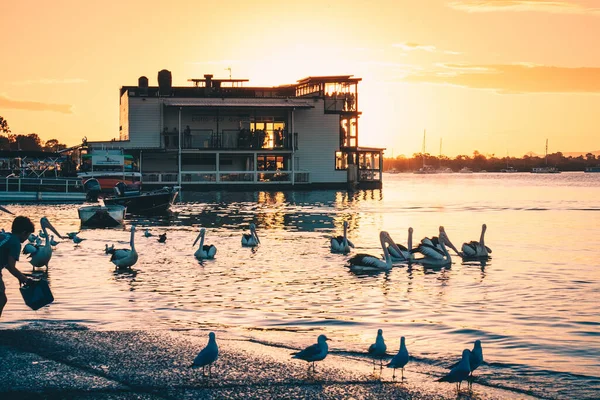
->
[347, 231, 403, 272]
[331, 221, 355, 253]
[421, 226, 461, 256]
[192, 332, 219, 377]
[387, 336, 409, 381]
[22, 217, 63, 270]
[110, 225, 138, 269]
[157, 233, 167, 243]
[412, 230, 452, 268]
[388, 227, 414, 262]
[438, 349, 471, 393]
[241, 223, 260, 247]
[0, 205, 13, 214]
[144, 229, 153, 238]
[49, 235, 60, 247]
[193, 228, 217, 260]
[105, 244, 115, 255]
[461, 224, 491, 258]
[291, 334, 329, 373]
[368, 329, 387, 371]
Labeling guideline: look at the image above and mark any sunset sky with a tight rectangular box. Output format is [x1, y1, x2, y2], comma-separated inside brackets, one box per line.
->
[1, 0, 599, 157]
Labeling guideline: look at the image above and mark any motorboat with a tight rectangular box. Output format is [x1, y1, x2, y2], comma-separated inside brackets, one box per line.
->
[78, 204, 126, 227]
[102, 182, 178, 215]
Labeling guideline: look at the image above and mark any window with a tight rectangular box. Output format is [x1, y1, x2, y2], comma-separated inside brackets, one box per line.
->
[335, 151, 348, 170]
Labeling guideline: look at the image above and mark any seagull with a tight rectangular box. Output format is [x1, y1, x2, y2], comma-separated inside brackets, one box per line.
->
[72, 234, 86, 247]
[192, 332, 219, 377]
[144, 229, 153, 238]
[157, 233, 167, 243]
[368, 329, 387, 371]
[28, 233, 37, 243]
[387, 336, 409, 381]
[291, 334, 330, 373]
[461, 224, 492, 258]
[438, 349, 471, 393]
[49, 235, 60, 247]
[105, 244, 115, 255]
[38, 229, 47, 239]
[452, 340, 483, 389]
[66, 232, 80, 240]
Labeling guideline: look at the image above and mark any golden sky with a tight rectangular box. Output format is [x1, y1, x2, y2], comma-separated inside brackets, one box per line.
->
[1, 0, 599, 157]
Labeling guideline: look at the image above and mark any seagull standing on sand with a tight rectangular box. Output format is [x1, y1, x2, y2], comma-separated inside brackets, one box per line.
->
[291, 334, 330, 373]
[387, 336, 409, 381]
[368, 329, 387, 371]
[49, 235, 60, 247]
[467, 340, 483, 389]
[72, 234, 86, 247]
[438, 349, 471, 393]
[192, 332, 219, 377]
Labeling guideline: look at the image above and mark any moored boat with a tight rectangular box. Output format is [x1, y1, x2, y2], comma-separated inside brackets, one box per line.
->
[103, 184, 178, 215]
[78, 204, 126, 227]
[585, 166, 600, 173]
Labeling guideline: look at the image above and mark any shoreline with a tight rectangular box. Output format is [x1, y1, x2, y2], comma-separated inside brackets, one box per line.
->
[0, 327, 538, 399]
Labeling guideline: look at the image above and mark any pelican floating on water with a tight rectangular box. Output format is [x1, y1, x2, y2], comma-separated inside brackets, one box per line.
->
[110, 225, 138, 269]
[331, 221, 354, 253]
[193, 228, 217, 260]
[347, 231, 403, 272]
[412, 230, 453, 268]
[241, 223, 260, 247]
[421, 226, 461, 256]
[461, 224, 491, 258]
[388, 227, 414, 262]
[22, 217, 64, 270]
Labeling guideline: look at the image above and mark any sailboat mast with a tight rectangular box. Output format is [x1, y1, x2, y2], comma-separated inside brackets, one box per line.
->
[545, 138, 549, 166]
[439, 138, 442, 168]
[422, 129, 426, 168]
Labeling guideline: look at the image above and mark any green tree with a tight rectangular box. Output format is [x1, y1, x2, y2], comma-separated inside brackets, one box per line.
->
[43, 138, 67, 152]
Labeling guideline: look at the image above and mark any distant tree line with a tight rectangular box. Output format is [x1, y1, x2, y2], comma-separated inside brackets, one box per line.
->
[0, 116, 67, 152]
[384, 150, 599, 172]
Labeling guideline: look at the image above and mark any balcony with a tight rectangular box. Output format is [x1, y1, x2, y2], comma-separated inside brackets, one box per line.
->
[141, 170, 310, 185]
[161, 129, 295, 151]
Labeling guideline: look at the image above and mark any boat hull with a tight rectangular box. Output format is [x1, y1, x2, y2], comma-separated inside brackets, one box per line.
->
[78, 205, 126, 228]
[103, 188, 178, 215]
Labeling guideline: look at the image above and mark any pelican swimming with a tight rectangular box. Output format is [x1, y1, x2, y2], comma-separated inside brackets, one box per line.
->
[193, 228, 217, 260]
[241, 223, 260, 247]
[461, 224, 492, 258]
[22, 217, 64, 270]
[347, 231, 403, 272]
[331, 221, 355, 253]
[144, 229, 153, 238]
[110, 225, 138, 269]
[412, 230, 452, 268]
[421, 226, 461, 256]
[388, 227, 414, 262]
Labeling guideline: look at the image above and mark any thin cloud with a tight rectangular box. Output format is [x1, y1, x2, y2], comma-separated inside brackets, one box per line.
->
[448, 0, 600, 15]
[0, 94, 73, 113]
[402, 63, 600, 93]
[392, 42, 461, 55]
[11, 78, 87, 86]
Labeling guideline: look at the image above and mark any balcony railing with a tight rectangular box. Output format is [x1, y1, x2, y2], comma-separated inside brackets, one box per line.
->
[161, 129, 295, 150]
[142, 170, 309, 184]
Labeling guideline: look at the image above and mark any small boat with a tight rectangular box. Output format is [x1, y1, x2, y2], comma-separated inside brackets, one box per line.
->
[78, 204, 126, 227]
[458, 167, 473, 173]
[532, 139, 560, 174]
[585, 166, 600, 173]
[102, 183, 178, 215]
[500, 166, 518, 173]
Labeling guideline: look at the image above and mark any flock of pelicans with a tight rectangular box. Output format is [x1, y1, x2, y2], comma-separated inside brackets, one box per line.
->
[2, 203, 491, 394]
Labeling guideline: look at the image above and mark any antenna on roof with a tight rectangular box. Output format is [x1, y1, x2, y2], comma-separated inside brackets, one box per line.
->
[225, 67, 232, 79]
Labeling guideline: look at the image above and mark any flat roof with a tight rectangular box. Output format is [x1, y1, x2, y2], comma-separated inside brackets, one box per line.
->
[163, 98, 314, 108]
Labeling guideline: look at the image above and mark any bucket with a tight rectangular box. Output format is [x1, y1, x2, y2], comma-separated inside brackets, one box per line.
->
[20, 279, 54, 311]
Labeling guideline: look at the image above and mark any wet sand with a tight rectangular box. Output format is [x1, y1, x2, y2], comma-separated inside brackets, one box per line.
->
[0, 328, 537, 399]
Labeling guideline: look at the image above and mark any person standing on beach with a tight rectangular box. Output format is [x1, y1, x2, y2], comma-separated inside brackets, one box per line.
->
[0, 216, 35, 318]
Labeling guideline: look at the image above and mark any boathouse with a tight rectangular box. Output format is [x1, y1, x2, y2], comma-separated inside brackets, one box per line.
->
[88, 70, 384, 190]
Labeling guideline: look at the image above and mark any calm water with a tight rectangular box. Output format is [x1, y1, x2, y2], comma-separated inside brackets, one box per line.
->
[1, 172, 599, 399]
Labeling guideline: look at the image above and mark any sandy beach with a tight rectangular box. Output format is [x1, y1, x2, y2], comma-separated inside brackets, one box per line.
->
[0, 327, 538, 399]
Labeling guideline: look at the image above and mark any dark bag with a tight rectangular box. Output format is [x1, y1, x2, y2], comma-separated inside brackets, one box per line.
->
[20, 279, 54, 311]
